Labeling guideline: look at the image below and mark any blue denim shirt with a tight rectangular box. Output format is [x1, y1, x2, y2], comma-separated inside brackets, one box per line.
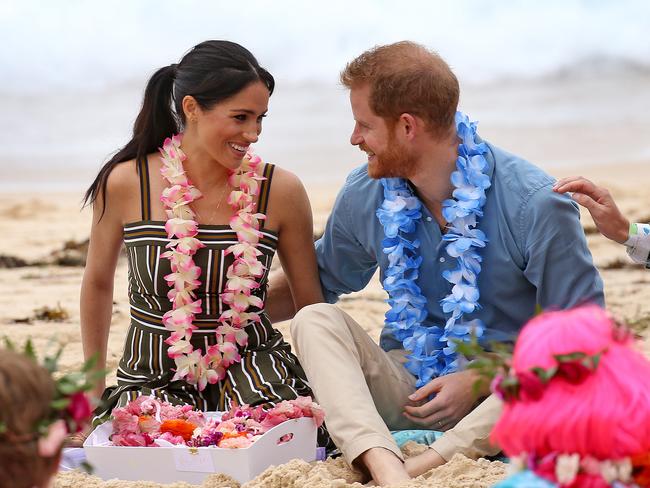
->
[315, 141, 605, 351]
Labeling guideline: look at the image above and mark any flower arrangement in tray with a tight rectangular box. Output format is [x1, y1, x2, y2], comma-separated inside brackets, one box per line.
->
[110, 395, 324, 449]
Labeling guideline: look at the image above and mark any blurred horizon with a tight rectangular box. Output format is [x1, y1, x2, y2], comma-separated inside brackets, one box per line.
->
[1, 0, 649, 191]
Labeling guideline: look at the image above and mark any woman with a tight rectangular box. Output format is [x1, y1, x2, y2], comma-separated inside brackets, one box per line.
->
[80, 41, 324, 432]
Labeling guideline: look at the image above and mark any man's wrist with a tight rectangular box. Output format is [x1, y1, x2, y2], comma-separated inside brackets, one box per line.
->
[613, 218, 631, 244]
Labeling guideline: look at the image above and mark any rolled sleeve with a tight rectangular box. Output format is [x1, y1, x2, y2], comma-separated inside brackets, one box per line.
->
[315, 180, 378, 303]
[520, 184, 605, 309]
[625, 223, 650, 267]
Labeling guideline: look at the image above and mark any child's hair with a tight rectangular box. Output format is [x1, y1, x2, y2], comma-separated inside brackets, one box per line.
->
[491, 305, 650, 461]
[0, 349, 61, 488]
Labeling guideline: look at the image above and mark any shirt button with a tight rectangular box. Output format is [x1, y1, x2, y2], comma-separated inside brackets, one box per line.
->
[426, 216, 433, 222]
[439, 257, 446, 263]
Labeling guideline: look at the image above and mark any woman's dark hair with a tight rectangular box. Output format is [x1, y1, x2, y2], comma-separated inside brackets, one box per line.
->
[83, 40, 275, 215]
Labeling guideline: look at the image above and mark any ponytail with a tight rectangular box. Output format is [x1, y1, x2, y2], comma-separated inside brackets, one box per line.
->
[83, 64, 179, 216]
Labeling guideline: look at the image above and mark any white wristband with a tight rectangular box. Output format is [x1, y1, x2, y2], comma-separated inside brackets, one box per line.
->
[624, 223, 650, 267]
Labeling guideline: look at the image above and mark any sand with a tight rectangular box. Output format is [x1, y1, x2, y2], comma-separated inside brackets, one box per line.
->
[1, 161, 649, 487]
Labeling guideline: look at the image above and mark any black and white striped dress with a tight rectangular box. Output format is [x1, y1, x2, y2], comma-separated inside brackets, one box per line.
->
[96, 158, 317, 424]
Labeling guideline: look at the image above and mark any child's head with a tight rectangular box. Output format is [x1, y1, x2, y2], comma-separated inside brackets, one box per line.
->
[492, 305, 650, 461]
[0, 349, 66, 488]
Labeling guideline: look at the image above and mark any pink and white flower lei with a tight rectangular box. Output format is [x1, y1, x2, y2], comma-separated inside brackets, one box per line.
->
[158, 134, 267, 391]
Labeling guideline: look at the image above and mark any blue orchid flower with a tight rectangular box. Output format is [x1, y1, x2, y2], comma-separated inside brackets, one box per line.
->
[377, 111, 490, 385]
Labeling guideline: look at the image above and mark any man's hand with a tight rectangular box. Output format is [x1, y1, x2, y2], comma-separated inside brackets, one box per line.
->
[553, 176, 630, 244]
[402, 369, 486, 431]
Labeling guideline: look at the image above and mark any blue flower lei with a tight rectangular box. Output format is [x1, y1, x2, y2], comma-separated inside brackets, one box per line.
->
[376, 112, 491, 387]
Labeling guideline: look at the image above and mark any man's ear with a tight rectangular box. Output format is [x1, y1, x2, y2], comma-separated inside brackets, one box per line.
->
[398, 113, 420, 141]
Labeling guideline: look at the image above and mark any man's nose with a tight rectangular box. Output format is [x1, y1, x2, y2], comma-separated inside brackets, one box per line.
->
[350, 125, 362, 146]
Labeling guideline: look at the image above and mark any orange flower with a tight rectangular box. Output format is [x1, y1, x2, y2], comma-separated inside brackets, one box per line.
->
[221, 431, 248, 440]
[632, 452, 650, 487]
[160, 419, 197, 441]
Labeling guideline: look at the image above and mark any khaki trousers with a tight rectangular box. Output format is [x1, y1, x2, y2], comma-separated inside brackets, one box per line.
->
[291, 303, 502, 465]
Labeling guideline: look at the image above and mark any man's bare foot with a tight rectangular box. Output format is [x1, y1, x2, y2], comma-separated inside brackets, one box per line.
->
[404, 448, 446, 477]
[358, 447, 410, 486]
[65, 429, 90, 447]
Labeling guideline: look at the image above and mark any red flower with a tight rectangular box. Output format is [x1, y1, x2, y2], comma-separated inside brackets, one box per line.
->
[517, 370, 545, 401]
[66, 392, 93, 433]
[557, 360, 592, 384]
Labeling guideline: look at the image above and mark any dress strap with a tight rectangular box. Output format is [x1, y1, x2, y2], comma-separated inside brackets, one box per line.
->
[256, 163, 275, 218]
[137, 156, 152, 221]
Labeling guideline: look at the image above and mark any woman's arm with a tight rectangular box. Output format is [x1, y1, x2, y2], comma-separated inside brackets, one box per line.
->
[80, 167, 131, 398]
[267, 169, 323, 322]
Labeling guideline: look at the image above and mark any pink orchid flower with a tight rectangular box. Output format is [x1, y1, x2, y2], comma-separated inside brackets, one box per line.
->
[172, 349, 202, 380]
[164, 263, 201, 291]
[218, 310, 260, 328]
[221, 291, 263, 313]
[165, 218, 199, 239]
[160, 162, 188, 186]
[231, 257, 265, 278]
[174, 237, 205, 254]
[227, 190, 254, 208]
[160, 184, 187, 206]
[216, 324, 249, 346]
[225, 242, 262, 260]
[161, 250, 193, 269]
[246, 152, 262, 165]
[167, 338, 194, 359]
[230, 217, 263, 243]
[218, 342, 241, 367]
[224, 271, 259, 293]
[166, 288, 197, 308]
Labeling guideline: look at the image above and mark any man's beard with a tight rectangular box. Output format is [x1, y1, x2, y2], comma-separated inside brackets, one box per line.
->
[364, 133, 418, 179]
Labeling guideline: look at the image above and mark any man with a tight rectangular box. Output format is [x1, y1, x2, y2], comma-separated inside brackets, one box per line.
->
[554, 176, 650, 267]
[268, 41, 604, 485]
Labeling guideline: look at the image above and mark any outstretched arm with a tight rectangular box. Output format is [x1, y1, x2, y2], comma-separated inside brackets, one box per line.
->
[553, 176, 629, 244]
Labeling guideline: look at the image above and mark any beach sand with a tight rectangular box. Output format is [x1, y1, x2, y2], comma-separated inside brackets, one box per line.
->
[1, 160, 649, 487]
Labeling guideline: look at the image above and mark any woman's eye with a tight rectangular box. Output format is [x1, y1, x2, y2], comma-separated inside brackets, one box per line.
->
[257, 115, 266, 123]
[234, 114, 246, 121]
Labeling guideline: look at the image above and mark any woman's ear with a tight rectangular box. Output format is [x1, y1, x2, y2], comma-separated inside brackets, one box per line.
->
[182, 95, 200, 123]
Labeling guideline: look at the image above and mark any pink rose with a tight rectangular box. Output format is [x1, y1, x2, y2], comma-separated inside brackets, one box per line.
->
[517, 370, 545, 402]
[112, 432, 155, 447]
[557, 360, 592, 384]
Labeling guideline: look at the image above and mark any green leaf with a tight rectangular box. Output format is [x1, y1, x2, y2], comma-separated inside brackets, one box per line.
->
[51, 398, 71, 410]
[554, 352, 587, 362]
[42, 347, 63, 374]
[3, 337, 16, 351]
[23, 338, 36, 361]
[81, 353, 99, 373]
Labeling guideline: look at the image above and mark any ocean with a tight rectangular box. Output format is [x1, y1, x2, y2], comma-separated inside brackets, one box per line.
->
[1, 0, 649, 191]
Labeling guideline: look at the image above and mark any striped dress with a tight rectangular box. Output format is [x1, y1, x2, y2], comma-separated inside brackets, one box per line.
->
[96, 158, 320, 429]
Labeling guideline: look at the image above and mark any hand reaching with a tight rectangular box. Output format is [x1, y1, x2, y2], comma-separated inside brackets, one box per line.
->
[553, 176, 630, 244]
